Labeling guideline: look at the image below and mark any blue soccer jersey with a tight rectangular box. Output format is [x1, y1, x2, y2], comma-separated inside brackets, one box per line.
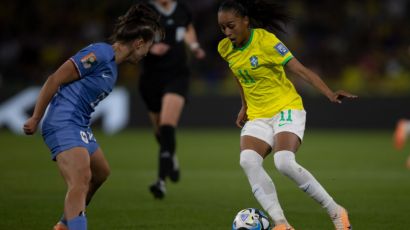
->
[43, 43, 118, 128]
[41, 43, 117, 159]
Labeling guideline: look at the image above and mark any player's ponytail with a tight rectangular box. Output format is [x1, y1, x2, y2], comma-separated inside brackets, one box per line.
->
[111, 3, 164, 43]
[219, 0, 291, 34]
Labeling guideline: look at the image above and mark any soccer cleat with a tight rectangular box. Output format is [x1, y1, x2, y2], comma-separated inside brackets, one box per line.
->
[394, 119, 407, 150]
[149, 180, 166, 199]
[53, 222, 68, 230]
[331, 207, 352, 230]
[272, 224, 295, 230]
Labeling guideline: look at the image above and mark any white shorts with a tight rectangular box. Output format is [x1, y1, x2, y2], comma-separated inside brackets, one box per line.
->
[241, 109, 306, 148]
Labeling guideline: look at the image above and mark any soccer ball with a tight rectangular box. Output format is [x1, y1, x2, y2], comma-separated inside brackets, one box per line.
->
[232, 208, 271, 230]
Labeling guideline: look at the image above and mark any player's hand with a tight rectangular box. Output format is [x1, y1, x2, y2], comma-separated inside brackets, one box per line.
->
[23, 117, 40, 135]
[236, 107, 248, 128]
[192, 47, 206, 59]
[149, 43, 170, 56]
[328, 90, 358, 103]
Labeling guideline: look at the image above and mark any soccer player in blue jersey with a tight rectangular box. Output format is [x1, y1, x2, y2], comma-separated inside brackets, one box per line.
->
[22, 3, 162, 230]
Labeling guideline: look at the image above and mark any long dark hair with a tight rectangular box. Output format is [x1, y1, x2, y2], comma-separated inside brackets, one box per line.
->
[110, 3, 164, 43]
[218, 0, 291, 34]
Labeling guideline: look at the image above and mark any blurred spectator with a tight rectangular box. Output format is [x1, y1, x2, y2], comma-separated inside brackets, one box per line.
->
[1, 0, 409, 97]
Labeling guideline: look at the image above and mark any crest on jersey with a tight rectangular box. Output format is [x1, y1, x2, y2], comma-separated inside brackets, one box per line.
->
[250, 55, 258, 68]
[274, 42, 289, 56]
[81, 52, 97, 69]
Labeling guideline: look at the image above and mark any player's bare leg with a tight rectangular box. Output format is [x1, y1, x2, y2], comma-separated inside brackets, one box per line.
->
[56, 147, 91, 230]
[149, 93, 185, 198]
[394, 119, 409, 150]
[53, 148, 109, 230]
[86, 148, 110, 205]
[159, 93, 184, 183]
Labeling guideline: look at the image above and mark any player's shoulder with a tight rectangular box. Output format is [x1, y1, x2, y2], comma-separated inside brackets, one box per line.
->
[218, 38, 232, 56]
[83, 43, 114, 62]
[254, 28, 280, 45]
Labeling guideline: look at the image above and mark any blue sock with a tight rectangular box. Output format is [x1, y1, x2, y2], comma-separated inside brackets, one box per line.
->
[67, 214, 87, 230]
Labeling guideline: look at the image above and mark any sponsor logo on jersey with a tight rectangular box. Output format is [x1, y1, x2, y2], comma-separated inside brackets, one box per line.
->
[102, 73, 111, 79]
[250, 55, 258, 68]
[81, 52, 97, 69]
[274, 42, 289, 56]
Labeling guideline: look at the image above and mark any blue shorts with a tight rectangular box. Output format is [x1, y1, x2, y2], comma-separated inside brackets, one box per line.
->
[42, 125, 99, 161]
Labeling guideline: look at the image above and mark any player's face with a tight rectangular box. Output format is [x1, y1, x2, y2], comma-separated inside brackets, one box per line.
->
[218, 10, 250, 47]
[129, 39, 153, 64]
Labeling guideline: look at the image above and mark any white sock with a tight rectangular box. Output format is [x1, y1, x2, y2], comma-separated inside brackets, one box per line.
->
[274, 150, 339, 216]
[240, 149, 288, 225]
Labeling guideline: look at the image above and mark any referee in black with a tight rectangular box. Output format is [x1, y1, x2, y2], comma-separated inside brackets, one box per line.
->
[139, 0, 205, 199]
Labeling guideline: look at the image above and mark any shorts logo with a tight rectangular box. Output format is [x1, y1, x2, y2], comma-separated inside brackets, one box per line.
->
[80, 131, 89, 144]
[274, 43, 289, 56]
[250, 55, 258, 68]
[81, 52, 97, 69]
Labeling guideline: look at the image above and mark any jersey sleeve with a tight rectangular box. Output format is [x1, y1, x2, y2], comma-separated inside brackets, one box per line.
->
[70, 45, 105, 78]
[217, 38, 230, 61]
[264, 32, 294, 66]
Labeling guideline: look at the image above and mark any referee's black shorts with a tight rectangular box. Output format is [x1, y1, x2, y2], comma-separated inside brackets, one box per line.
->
[139, 70, 190, 113]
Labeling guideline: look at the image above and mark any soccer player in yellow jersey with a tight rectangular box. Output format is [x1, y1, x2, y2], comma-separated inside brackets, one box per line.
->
[217, 1, 357, 230]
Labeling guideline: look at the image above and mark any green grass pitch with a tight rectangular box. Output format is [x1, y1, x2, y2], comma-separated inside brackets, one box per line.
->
[1, 129, 410, 229]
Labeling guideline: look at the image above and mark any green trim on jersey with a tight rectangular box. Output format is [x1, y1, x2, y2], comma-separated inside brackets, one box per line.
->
[234, 29, 254, 51]
[282, 56, 293, 66]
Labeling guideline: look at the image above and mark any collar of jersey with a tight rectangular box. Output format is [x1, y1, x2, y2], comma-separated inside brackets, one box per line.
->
[233, 29, 254, 51]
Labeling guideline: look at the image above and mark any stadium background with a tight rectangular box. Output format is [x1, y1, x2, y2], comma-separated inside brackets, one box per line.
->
[0, 0, 410, 229]
[1, 0, 409, 129]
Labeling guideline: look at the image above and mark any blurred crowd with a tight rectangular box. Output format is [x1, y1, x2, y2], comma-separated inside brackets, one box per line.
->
[1, 0, 409, 97]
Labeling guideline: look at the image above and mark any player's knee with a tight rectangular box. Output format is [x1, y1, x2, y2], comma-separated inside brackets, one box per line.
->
[240, 149, 263, 171]
[69, 169, 92, 193]
[274, 150, 296, 175]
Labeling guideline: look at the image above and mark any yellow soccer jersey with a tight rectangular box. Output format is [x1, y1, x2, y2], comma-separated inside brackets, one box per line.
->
[218, 28, 304, 120]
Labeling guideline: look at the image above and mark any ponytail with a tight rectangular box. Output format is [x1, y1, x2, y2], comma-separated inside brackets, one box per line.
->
[218, 0, 291, 34]
[110, 3, 164, 43]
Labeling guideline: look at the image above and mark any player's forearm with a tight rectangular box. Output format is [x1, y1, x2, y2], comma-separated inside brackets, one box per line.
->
[31, 76, 60, 120]
[302, 70, 334, 99]
[286, 58, 334, 99]
[184, 24, 200, 51]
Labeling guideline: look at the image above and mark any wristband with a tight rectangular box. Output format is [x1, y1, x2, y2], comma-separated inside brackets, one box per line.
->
[189, 42, 200, 51]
